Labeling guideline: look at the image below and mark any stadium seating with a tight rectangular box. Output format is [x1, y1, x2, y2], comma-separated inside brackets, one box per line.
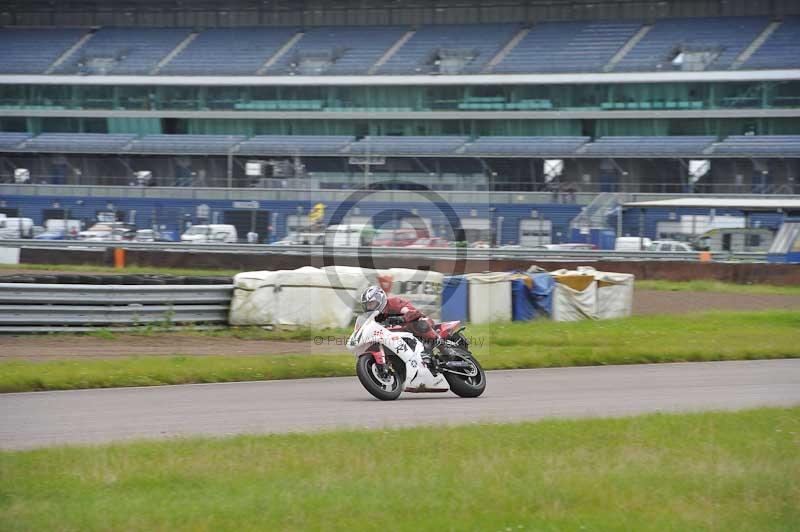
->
[710, 135, 800, 156]
[54, 28, 191, 75]
[6, 133, 800, 159]
[378, 24, 519, 74]
[161, 27, 299, 75]
[613, 17, 769, 71]
[129, 135, 246, 155]
[20, 133, 136, 153]
[267, 26, 406, 75]
[0, 28, 87, 74]
[237, 135, 355, 155]
[1, 17, 798, 77]
[0, 133, 32, 150]
[581, 136, 716, 156]
[493, 21, 641, 73]
[743, 17, 800, 70]
[462, 136, 590, 156]
[347, 136, 469, 155]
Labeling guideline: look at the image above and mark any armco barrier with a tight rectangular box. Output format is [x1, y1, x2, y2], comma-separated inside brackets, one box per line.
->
[1, 239, 768, 262]
[0, 283, 233, 332]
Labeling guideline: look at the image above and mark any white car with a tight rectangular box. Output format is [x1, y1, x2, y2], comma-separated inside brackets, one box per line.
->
[78, 222, 134, 242]
[181, 224, 238, 243]
[647, 240, 693, 252]
[533, 243, 596, 251]
[614, 236, 653, 251]
[134, 229, 165, 242]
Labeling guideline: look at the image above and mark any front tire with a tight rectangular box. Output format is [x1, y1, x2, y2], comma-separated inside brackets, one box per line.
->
[443, 349, 486, 398]
[356, 354, 404, 401]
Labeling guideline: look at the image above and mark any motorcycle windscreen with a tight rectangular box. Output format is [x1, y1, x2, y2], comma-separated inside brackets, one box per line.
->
[348, 311, 381, 350]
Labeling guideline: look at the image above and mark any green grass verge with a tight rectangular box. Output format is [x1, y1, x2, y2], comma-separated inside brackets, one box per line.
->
[2, 310, 798, 393]
[1, 407, 798, 531]
[636, 279, 800, 296]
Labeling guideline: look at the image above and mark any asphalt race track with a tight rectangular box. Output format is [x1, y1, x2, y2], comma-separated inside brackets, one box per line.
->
[1, 359, 798, 450]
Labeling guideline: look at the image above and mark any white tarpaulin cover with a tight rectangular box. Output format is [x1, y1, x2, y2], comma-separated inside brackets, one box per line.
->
[551, 267, 634, 322]
[0, 247, 20, 265]
[594, 270, 635, 319]
[466, 272, 513, 324]
[229, 266, 364, 328]
[229, 266, 442, 328]
[375, 267, 443, 320]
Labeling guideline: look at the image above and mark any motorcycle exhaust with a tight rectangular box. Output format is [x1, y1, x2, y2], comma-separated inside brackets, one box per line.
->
[443, 360, 474, 371]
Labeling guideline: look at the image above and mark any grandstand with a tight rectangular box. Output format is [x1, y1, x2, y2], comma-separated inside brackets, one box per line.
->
[1, 16, 798, 77]
[0, 0, 798, 245]
[11, 132, 800, 159]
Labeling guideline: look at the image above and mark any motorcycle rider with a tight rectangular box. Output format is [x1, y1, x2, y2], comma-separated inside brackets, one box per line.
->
[357, 284, 449, 393]
[371, 274, 439, 343]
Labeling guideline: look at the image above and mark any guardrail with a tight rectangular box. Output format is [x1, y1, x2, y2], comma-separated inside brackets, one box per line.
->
[0, 282, 233, 333]
[0, 238, 768, 262]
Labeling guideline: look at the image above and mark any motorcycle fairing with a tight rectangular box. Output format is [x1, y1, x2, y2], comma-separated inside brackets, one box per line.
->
[348, 311, 448, 393]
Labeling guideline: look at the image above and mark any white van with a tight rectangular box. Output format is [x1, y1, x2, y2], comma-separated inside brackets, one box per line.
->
[324, 223, 373, 247]
[0, 217, 34, 239]
[45, 219, 82, 234]
[614, 236, 652, 251]
[181, 224, 238, 243]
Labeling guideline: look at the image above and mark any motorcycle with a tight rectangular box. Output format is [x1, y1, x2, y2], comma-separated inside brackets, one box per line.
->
[347, 310, 486, 401]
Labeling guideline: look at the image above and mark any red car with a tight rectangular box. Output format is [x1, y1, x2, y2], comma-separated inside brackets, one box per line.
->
[405, 237, 449, 248]
[371, 229, 422, 247]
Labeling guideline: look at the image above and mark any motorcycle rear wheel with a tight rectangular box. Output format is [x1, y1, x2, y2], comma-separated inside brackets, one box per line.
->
[356, 354, 404, 401]
[443, 349, 486, 398]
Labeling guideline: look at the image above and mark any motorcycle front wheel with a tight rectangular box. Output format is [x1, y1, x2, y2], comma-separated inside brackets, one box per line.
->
[443, 348, 486, 398]
[356, 354, 404, 401]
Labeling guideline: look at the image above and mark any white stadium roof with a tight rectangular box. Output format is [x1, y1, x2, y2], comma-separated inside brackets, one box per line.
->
[623, 198, 800, 211]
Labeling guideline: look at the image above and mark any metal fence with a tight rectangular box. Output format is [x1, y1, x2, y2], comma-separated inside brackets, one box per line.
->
[0, 283, 233, 332]
[0, 238, 768, 262]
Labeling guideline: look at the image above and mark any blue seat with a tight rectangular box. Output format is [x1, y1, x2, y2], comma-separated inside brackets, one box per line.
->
[463, 136, 590, 156]
[711, 135, 800, 156]
[493, 21, 641, 73]
[347, 136, 469, 155]
[0, 132, 32, 150]
[54, 28, 191, 75]
[237, 135, 355, 155]
[614, 16, 769, 71]
[378, 24, 519, 74]
[0, 28, 87, 74]
[267, 26, 406, 75]
[582, 136, 716, 156]
[21, 133, 137, 153]
[162, 27, 299, 75]
[743, 17, 800, 69]
[129, 135, 246, 155]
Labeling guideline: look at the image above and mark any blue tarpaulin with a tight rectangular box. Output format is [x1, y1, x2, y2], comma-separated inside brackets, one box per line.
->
[511, 272, 554, 321]
[441, 275, 469, 322]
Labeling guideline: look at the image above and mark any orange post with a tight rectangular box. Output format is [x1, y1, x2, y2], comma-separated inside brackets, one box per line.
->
[699, 251, 712, 262]
[114, 248, 126, 269]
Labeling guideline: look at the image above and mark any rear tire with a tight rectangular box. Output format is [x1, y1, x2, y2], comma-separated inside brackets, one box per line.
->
[356, 354, 404, 401]
[443, 349, 486, 398]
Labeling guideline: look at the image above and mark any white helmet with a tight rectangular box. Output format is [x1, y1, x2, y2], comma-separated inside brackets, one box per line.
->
[360, 285, 387, 313]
